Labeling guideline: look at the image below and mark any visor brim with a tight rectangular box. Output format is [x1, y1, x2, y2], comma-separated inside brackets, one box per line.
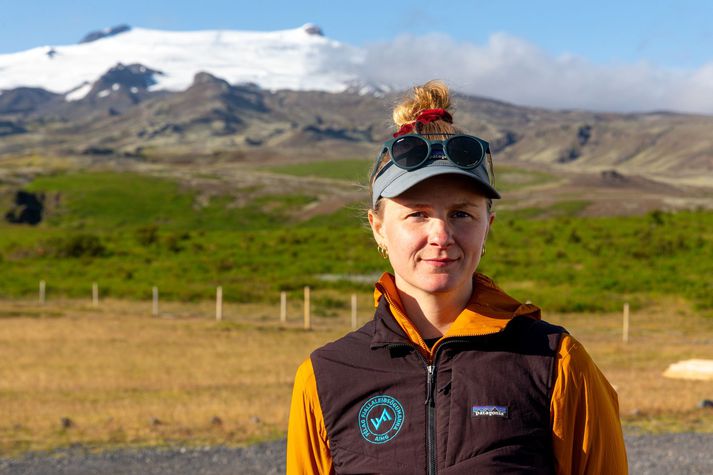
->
[373, 160, 501, 208]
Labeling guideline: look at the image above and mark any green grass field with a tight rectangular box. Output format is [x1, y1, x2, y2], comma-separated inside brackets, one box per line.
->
[1, 171, 712, 315]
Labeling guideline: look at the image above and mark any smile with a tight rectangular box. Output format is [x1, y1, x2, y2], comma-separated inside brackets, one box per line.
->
[422, 258, 458, 267]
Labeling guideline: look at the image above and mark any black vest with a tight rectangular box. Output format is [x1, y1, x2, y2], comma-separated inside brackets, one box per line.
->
[311, 298, 566, 474]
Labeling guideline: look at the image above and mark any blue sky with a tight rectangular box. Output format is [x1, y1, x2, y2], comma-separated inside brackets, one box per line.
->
[3, 0, 713, 113]
[2, 0, 712, 68]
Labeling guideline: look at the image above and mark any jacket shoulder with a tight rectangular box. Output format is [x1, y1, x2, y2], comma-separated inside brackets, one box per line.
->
[501, 315, 569, 356]
[311, 320, 375, 363]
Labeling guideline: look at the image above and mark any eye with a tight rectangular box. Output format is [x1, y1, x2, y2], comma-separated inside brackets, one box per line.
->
[451, 210, 473, 219]
[407, 211, 426, 219]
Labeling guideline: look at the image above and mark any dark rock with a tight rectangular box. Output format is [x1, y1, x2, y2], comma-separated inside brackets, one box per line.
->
[60, 417, 73, 429]
[80, 25, 131, 44]
[601, 169, 629, 184]
[141, 123, 184, 139]
[54, 63, 167, 118]
[84, 63, 163, 104]
[557, 146, 580, 163]
[577, 124, 592, 146]
[82, 146, 115, 156]
[699, 399, 713, 408]
[302, 24, 324, 36]
[5, 190, 44, 225]
[210, 416, 223, 426]
[491, 130, 519, 153]
[302, 125, 365, 142]
[0, 120, 26, 136]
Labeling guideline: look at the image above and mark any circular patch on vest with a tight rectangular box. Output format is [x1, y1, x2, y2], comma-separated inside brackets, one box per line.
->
[358, 395, 405, 444]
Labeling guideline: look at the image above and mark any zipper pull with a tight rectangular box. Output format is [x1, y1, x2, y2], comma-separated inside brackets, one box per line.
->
[425, 365, 435, 406]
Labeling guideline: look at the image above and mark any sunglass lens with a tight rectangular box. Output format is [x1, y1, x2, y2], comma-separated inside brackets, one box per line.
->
[391, 137, 429, 169]
[446, 136, 484, 167]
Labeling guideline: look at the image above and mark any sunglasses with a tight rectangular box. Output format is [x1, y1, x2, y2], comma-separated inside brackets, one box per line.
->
[370, 134, 491, 181]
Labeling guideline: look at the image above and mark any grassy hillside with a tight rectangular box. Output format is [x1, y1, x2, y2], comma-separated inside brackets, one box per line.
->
[1, 171, 711, 314]
[22, 172, 316, 230]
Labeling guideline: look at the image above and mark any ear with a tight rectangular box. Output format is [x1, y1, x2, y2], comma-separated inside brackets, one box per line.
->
[484, 211, 496, 240]
[368, 208, 386, 247]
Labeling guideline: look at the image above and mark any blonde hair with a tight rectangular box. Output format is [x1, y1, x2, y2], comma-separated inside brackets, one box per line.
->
[369, 81, 458, 210]
[391, 80, 454, 136]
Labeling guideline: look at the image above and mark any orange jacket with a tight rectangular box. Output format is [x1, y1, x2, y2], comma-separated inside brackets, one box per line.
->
[287, 273, 628, 474]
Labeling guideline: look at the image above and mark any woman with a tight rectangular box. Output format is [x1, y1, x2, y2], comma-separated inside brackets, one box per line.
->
[287, 81, 627, 474]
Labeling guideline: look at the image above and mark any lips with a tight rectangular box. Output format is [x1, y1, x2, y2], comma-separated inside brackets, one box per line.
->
[422, 257, 458, 267]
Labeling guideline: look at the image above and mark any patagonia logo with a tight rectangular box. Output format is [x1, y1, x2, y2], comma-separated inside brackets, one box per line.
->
[358, 395, 405, 444]
[472, 405, 508, 418]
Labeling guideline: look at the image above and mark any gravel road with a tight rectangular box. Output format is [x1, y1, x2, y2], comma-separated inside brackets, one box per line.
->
[1, 434, 711, 474]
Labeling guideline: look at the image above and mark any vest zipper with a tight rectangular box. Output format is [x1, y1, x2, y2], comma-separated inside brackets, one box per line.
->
[387, 343, 436, 474]
[426, 363, 436, 475]
[387, 339, 473, 475]
[378, 292, 518, 473]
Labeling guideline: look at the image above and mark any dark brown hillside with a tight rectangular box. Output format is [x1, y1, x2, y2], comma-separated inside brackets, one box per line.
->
[0, 87, 61, 117]
[0, 70, 712, 187]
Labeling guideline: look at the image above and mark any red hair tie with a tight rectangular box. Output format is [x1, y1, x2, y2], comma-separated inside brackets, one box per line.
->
[393, 108, 453, 137]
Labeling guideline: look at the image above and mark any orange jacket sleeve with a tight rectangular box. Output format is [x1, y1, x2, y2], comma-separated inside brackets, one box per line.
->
[551, 334, 628, 474]
[286, 358, 333, 475]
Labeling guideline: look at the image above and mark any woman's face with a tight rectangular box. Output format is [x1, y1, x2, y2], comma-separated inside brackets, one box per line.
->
[369, 174, 495, 299]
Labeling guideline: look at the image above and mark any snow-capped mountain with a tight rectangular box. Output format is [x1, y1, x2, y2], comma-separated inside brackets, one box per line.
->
[0, 24, 367, 99]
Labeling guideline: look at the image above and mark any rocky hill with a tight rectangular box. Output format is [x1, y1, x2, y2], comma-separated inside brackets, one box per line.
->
[0, 24, 711, 186]
[1, 69, 712, 187]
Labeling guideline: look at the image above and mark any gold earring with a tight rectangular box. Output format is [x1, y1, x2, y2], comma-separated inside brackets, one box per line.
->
[378, 244, 389, 259]
[481, 246, 486, 257]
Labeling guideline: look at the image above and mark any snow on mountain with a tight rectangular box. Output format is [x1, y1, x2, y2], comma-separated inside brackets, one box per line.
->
[0, 24, 365, 99]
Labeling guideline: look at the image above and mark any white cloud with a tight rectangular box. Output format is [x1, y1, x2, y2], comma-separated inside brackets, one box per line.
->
[361, 32, 713, 114]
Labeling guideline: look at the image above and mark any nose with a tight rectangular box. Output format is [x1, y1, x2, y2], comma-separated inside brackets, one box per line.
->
[428, 218, 453, 248]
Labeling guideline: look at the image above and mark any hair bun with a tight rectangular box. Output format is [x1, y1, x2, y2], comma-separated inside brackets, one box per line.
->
[392, 80, 452, 127]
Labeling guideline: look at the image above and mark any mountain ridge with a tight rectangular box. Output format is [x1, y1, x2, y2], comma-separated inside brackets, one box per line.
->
[0, 23, 711, 186]
[1, 70, 712, 186]
[0, 24, 367, 96]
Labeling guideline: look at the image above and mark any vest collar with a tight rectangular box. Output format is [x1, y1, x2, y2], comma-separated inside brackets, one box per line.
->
[371, 272, 541, 357]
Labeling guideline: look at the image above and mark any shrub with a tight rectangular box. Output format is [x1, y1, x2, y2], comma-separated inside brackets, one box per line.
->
[47, 234, 107, 258]
[135, 225, 159, 246]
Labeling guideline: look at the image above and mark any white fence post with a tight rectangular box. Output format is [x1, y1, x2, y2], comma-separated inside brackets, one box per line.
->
[304, 286, 311, 330]
[92, 282, 99, 307]
[216, 286, 223, 321]
[152, 287, 159, 317]
[280, 291, 287, 324]
[623, 302, 630, 343]
[39, 280, 46, 305]
[351, 294, 357, 330]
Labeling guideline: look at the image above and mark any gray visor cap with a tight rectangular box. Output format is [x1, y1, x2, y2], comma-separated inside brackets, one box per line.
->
[371, 159, 501, 208]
